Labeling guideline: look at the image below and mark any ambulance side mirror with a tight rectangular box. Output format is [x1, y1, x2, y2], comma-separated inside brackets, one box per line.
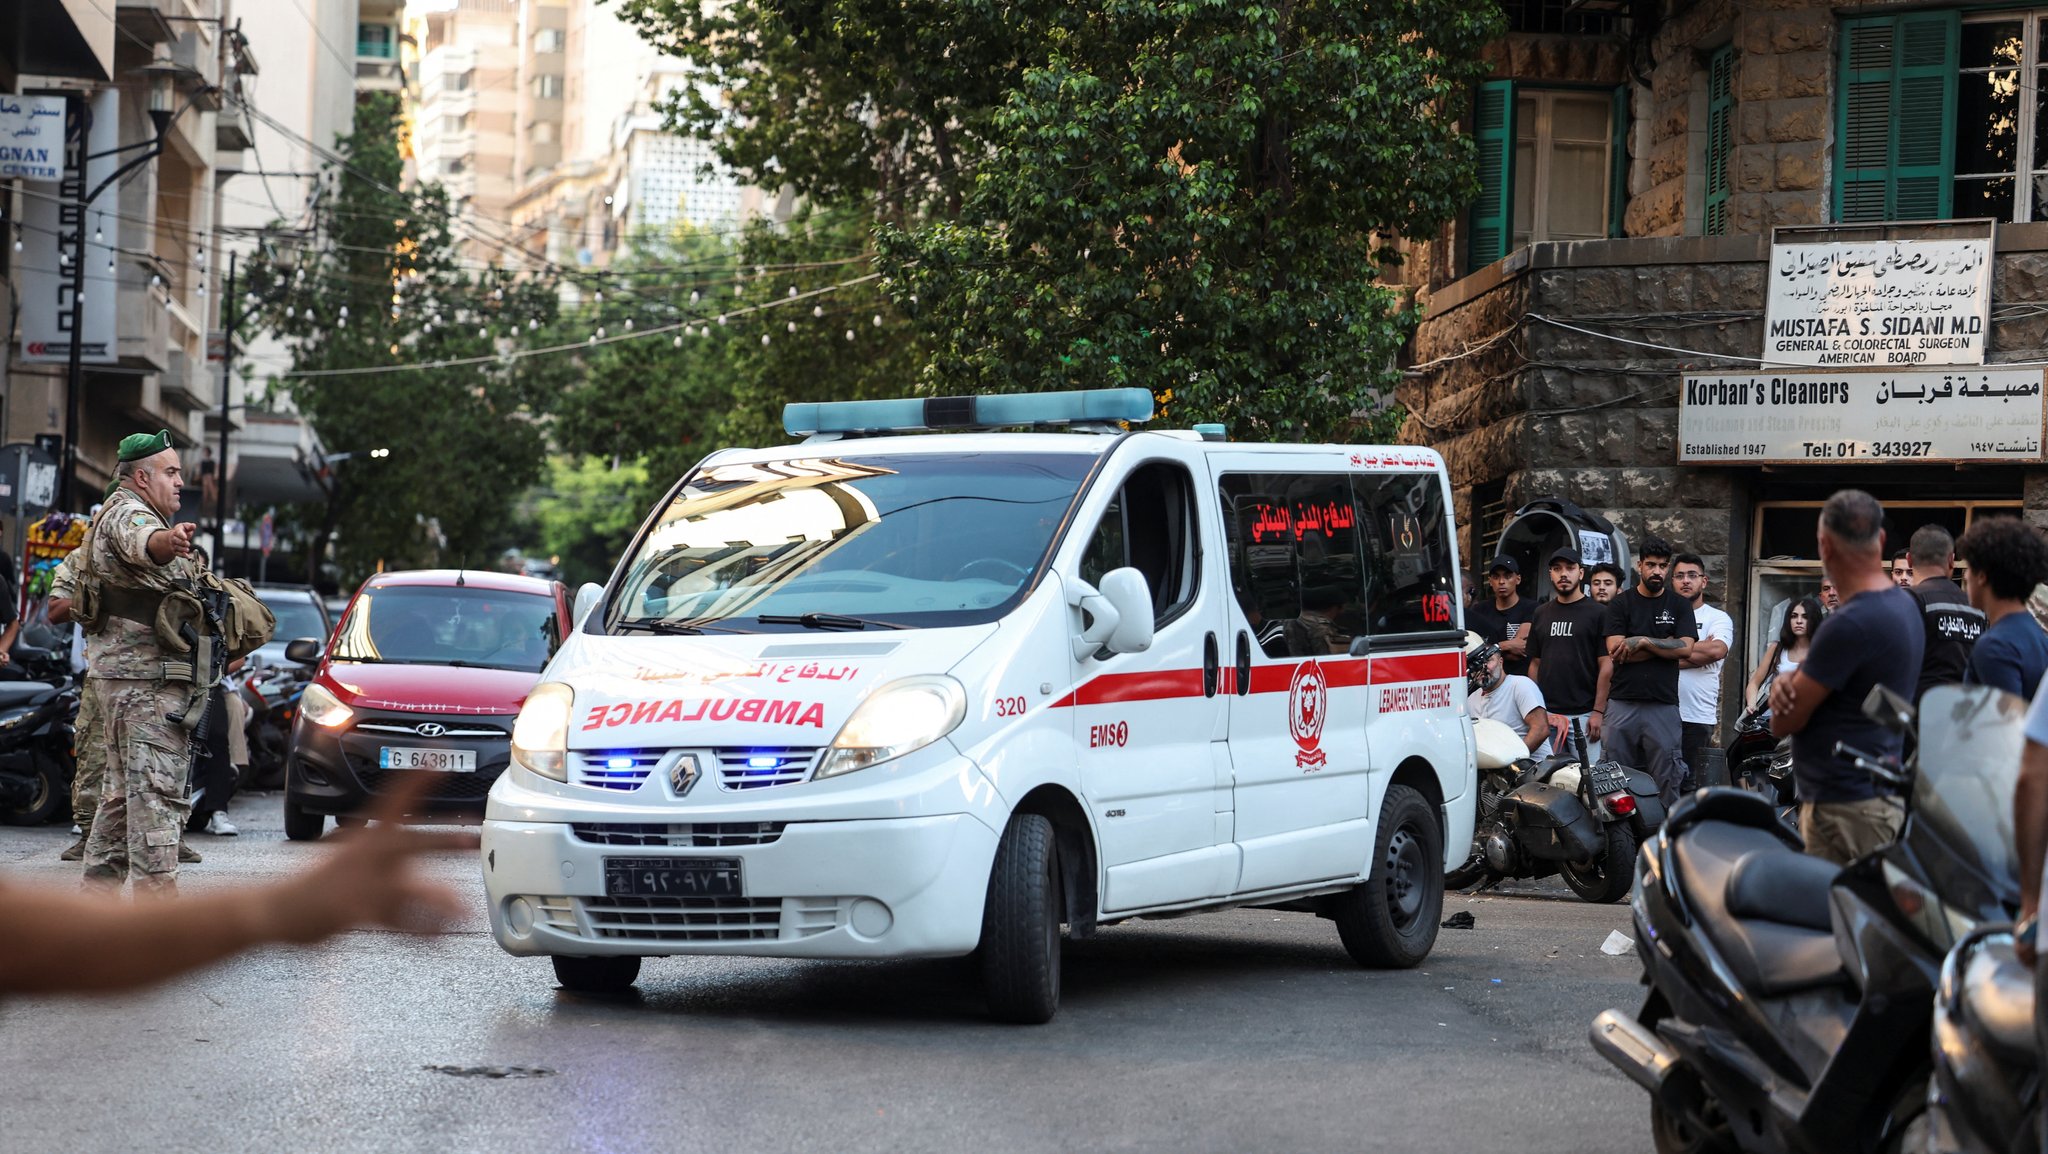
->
[1097, 568, 1155, 655]
[573, 582, 604, 628]
[1068, 568, 1153, 660]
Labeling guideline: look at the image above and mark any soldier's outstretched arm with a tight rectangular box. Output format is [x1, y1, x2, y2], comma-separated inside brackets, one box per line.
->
[0, 778, 476, 995]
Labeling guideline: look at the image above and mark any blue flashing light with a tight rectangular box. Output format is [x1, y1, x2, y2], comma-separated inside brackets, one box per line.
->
[783, 387, 1155, 437]
[1193, 423, 1227, 442]
[746, 755, 782, 769]
[605, 756, 637, 770]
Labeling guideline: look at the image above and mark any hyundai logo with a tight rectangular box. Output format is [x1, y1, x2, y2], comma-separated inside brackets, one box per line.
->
[414, 722, 447, 738]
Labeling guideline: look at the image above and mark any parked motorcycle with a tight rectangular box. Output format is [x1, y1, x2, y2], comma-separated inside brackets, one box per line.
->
[235, 660, 309, 791]
[1929, 926, 2039, 1154]
[0, 677, 77, 825]
[1590, 683, 2032, 1153]
[1725, 686, 1798, 833]
[1450, 709, 1667, 903]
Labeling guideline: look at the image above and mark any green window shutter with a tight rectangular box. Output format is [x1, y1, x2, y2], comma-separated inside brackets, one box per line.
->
[1610, 85, 1630, 237]
[1703, 45, 1735, 235]
[1467, 79, 1515, 274]
[1835, 11, 1958, 223]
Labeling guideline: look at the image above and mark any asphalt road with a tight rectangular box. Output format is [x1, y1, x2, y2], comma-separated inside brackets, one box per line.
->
[0, 795, 1654, 1154]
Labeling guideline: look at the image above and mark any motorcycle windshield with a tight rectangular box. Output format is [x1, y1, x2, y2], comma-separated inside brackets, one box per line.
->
[1913, 684, 2026, 898]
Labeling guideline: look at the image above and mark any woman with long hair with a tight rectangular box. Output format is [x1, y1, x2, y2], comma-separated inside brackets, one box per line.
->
[1744, 595, 1823, 702]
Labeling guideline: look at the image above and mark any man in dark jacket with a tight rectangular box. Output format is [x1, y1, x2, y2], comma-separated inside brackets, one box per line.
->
[1905, 524, 1982, 701]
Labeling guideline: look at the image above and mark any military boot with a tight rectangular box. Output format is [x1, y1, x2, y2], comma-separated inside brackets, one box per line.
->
[59, 837, 86, 861]
[178, 841, 202, 864]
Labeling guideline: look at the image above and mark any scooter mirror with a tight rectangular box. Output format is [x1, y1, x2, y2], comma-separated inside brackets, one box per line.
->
[1861, 683, 1915, 736]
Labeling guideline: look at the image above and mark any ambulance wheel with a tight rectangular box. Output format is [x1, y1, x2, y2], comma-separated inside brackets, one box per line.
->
[282, 801, 325, 842]
[1561, 822, 1637, 904]
[979, 812, 1062, 1024]
[1333, 785, 1443, 968]
[551, 954, 640, 994]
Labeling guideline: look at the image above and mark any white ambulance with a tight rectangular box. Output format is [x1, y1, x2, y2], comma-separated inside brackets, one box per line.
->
[483, 388, 1474, 1022]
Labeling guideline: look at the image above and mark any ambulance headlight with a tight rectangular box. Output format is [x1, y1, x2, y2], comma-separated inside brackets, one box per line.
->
[511, 682, 576, 781]
[816, 675, 966, 779]
[299, 682, 353, 729]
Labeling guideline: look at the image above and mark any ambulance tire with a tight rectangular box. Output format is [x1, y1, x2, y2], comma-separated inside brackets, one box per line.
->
[1333, 785, 1443, 968]
[551, 954, 640, 994]
[979, 812, 1062, 1024]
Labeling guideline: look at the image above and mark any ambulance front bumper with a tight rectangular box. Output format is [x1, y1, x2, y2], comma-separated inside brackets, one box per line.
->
[481, 756, 1004, 960]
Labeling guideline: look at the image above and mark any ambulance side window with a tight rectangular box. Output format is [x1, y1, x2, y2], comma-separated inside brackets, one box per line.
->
[1217, 473, 1364, 657]
[1356, 472, 1457, 634]
[1080, 463, 1199, 626]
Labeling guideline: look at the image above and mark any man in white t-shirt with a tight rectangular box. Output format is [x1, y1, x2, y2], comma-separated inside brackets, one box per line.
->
[1467, 641, 1552, 759]
[1673, 553, 1734, 791]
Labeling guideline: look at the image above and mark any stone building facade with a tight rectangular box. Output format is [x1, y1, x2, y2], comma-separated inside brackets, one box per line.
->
[1396, 0, 2048, 723]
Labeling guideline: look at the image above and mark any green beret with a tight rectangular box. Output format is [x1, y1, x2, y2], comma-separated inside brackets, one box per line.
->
[117, 430, 172, 462]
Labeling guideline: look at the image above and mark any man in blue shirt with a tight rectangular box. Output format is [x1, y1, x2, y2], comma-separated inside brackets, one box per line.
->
[1771, 490, 1924, 865]
[1955, 516, 2048, 700]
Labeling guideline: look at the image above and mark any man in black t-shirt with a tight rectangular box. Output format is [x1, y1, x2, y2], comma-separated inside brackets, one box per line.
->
[1602, 535, 1697, 804]
[1904, 523, 1981, 701]
[1466, 556, 1535, 676]
[1528, 547, 1611, 764]
[1772, 490, 1923, 864]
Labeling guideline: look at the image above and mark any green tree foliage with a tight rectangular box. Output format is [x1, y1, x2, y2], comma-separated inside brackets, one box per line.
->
[551, 210, 918, 490]
[606, 0, 1075, 216]
[247, 93, 562, 582]
[525, 456, 650, 586]
[877, 0, 1499, 443]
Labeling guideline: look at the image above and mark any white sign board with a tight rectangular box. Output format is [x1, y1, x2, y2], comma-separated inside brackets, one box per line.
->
[0, 95, 68, 182]
[1764, 238, 1992, 368]
[18, 90, 116, 365]
[1679, 369, 2045, 464]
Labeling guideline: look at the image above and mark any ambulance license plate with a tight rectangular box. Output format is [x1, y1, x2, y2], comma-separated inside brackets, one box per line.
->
[604, 857, 743, 898]
[378, 746, 477, 772]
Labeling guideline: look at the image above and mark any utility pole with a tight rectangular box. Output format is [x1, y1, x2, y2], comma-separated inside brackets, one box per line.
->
[216, 250, 236, 552]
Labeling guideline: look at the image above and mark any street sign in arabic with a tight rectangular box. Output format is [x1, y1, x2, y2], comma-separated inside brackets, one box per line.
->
[18, 90, 116, 365]
[0, 95, 66, 182]
[1678, 368, 2045, 465]
[1764, 238, 1992, 368]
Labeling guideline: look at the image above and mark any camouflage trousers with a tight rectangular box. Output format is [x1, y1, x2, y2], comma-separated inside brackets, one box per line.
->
[82, 678, 194, 894]
[71, 679, 106, 827]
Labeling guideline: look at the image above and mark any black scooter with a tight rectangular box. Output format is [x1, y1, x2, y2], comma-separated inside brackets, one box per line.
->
[1726, 686, 1799, 833]
[0, 673, 77, 825]
[1450, 717, 1667, 903]
[1929, 926, 2039, 1154]
[1591, 683, 2027, 1154]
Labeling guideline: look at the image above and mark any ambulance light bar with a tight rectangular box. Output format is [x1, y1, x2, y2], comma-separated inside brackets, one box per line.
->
[783, 387, 1155, 437]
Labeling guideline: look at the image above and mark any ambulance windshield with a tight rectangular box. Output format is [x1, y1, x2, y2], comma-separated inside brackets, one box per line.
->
[609, 452, 1095, 631]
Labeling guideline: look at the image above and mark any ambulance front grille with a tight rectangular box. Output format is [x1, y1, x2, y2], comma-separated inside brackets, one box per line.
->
[570, 822, 786, 848]
[569, 750, 663, 791]
[577, 895, 844, 942]
[713, 747, 821, 790]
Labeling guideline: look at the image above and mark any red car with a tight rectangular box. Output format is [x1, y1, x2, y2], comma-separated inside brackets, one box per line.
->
[282, 569, 571, 840]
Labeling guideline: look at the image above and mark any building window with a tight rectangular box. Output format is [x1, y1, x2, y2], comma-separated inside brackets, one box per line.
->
[1836, 11, 1959, 222]
[1501, 0, 1615, 36]
[532, 120, 556, 145]
[444, 156, 469, 176]
[1468, 81, 1623, 273]
[357, 23, 395, 59]
[446, 70, 473, 92]
[1955, 13, 2048, 221]
[444, 113, 472, 135]
[535, 28, 565, 53]
[1702, 45, 1736, 235]
[533, 75, 563, 99]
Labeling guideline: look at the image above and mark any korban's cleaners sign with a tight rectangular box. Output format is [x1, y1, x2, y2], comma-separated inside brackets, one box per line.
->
[1764, 237, 1992, 368]
[1678, 368, 2045, 465]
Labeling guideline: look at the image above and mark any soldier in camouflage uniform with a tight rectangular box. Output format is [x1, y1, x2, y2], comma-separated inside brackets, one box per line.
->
[80, 431, 209, 894]
[45, 549, 105, 861]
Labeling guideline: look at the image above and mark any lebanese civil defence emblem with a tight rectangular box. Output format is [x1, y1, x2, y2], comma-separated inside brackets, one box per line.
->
[1289, 661, 1329, 770]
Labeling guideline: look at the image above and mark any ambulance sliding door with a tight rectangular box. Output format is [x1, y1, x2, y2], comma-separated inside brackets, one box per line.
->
[1209, 457, 1375, 893]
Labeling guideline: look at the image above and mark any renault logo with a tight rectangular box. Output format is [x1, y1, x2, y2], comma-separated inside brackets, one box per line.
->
[414, 722, 447, 738]
[670, 754, 700, 797]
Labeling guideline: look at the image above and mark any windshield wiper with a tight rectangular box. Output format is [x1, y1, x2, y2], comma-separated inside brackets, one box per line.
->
[610, 618, 754, 636]
[756, 612, 908, 631]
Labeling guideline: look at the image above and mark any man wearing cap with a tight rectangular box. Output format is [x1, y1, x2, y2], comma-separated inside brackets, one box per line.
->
[78, 431, 206, 894]
[1466, 556, 1535, 677]
[1604, 535, 1698, 805]
[1527, 547, 1611, 763]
